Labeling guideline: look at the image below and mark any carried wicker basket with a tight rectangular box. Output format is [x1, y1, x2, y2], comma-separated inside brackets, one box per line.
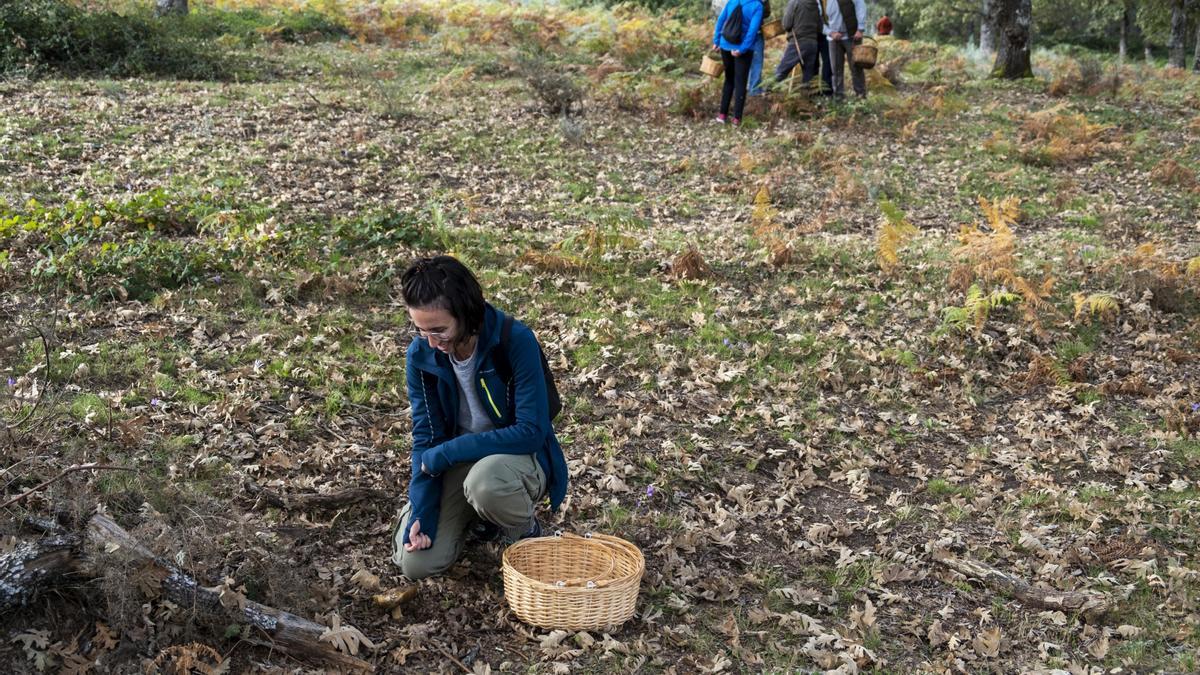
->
[761, 18, 785, 40]
[700, 52, 724, 78]
[852, 37, 878, 69]
[502, 532, 644, 631]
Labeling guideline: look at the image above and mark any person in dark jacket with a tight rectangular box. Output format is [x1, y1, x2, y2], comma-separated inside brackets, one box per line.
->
[712, 0, 765, 125]
[391, 256, 568, 579]
[823, 0, 868, 98]
[774, 0, 833, 95]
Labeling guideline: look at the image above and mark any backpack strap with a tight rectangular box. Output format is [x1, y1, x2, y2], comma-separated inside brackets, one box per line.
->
[494, 315, 515, 384]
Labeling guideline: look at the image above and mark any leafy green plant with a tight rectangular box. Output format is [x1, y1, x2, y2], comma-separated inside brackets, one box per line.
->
[939, 284, 1021, 335]
[0, 0, 236, 79]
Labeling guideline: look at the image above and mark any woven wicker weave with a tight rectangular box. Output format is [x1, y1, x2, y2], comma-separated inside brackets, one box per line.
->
[502, 533, 644, 630]
[700, 53, 724, 78]
[852, 37, 878, 69]
[762, 19, 785, 40]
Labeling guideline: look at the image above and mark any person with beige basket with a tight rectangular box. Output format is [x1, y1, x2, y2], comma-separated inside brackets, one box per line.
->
[391, 256, 568, 580]
[711, 0, 766, 126]
[822, 0, 869, 99]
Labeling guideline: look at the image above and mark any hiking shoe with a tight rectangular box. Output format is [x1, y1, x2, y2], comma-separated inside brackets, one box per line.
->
[503, 517, 543, 545]
[469, 520, 502, 543]
[731, 117, 742, 127]
[713, 114, 728, 124]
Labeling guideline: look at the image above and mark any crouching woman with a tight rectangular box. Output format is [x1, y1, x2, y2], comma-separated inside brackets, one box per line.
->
[391, 256, 568, 580]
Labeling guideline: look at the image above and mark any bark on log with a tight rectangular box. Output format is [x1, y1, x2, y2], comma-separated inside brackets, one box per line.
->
[0, 535, 80, 612]
[0, 515, 375, 671]
[935, 554, 1114, 620]
[245, 481, 387, 511]
[85, 515, 375, 671]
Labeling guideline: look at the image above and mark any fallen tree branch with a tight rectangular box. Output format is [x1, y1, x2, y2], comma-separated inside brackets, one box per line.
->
[85, 514, 375, 671]
[0, 463, 135, 511]
[934, 553, 1114, 620]
[0, 514, 376, 671]
[244, 480, 387, 511]
[0, 534, 81, 612]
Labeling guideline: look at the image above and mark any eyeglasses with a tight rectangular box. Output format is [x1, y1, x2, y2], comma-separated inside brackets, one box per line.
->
[411, 325, 453, 342]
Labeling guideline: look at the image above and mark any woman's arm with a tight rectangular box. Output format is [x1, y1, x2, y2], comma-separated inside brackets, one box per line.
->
[737, 3, 764, 53]
[714, 0, 731, 46]
[403, 347, 448, 545]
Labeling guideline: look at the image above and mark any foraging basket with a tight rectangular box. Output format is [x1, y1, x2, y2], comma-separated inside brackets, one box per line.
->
[502, 532, 644, 631]
[852, 37, 878, 69]
[700, 52, 724, 78]
[761, 18, 785, 40]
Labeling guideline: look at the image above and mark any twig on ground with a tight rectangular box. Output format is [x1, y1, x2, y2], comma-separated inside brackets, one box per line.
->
[3, 326, 52, 437]
[934, 552, 1114, 620]
[0, 463, 135, 511]
[432, 642, 472, 674]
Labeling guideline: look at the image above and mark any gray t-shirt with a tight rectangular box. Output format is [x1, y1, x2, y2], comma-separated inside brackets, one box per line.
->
[450, 344, 496, 436]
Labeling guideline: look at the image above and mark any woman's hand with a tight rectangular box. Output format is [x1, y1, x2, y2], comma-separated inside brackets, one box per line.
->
[732, 49, 742, 56]
[830, 31, 844, 40]
[404, 519, 432, 552]
[712, 43, 719, 51]
[854, 30, 863, 41]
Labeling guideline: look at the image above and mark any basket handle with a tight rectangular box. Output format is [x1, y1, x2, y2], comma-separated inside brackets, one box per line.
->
[548, 532, 617, 587]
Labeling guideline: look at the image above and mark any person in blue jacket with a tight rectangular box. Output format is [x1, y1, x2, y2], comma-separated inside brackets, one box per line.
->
[391, 256, 568, 579]
[712, 0, 764, 126]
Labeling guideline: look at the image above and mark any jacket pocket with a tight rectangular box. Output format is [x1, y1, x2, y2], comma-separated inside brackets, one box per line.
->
[477, 370, 507, 422]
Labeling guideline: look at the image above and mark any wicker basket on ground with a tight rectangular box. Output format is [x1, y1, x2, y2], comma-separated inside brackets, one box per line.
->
[502, 532, 644, 631]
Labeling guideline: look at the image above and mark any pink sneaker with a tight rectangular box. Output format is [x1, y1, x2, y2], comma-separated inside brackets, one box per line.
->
[713, 113, 727, 124]
[731, 117, 742, 127]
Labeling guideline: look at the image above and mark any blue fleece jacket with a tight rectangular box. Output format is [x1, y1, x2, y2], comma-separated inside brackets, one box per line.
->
[714, 0, 765, 54]
[403, 304, 568, 546]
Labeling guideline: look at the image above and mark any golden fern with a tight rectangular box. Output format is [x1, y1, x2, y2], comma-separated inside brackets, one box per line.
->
[1187, 256, 1200, 280]
[876, 200, 918, 274]
[951, 197, 1018, 289]
[749, 185, 795, 267]
[1072, 292, 1120, 321]
[941, 284, 1021, 334]
[752, 185, 774, 238]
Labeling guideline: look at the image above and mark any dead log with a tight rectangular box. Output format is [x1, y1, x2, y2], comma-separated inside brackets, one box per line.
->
[85, 514, 375, 671]
[934, 553, 1114, 620]
[0, 535, 80, 612]
[244, 480, 387, 511]
[0, 515, 375, 672]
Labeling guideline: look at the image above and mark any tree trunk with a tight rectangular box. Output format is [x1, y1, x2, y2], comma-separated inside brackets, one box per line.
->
[155, 0, 188, 16]
[1119, 1, 1135, 61]
[1167, 0, 1187, 68]
[981, 0, 996, 53]
[990, 0, 1033, 78]
[1145, 44, 1153, 61]
[1194, 18, 1200, 71]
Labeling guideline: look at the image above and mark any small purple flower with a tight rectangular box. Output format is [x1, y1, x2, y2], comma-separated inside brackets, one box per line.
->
[723, 338, 732, 348]
[150, 398, 161, 407]
[1192, 402, 1200, 413]
[210, 274, 222, 284]
[5, 377, 13, 388]
[646, 484, 656, 498]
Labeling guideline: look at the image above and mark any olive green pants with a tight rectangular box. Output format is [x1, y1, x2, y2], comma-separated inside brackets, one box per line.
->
[391, 453, 546, 580]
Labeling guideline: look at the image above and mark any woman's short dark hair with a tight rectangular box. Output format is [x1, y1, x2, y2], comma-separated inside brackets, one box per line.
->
[401, 256, 486, 339]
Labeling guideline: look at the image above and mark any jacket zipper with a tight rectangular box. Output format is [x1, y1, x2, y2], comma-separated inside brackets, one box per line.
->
[479, 377, 502, 419]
